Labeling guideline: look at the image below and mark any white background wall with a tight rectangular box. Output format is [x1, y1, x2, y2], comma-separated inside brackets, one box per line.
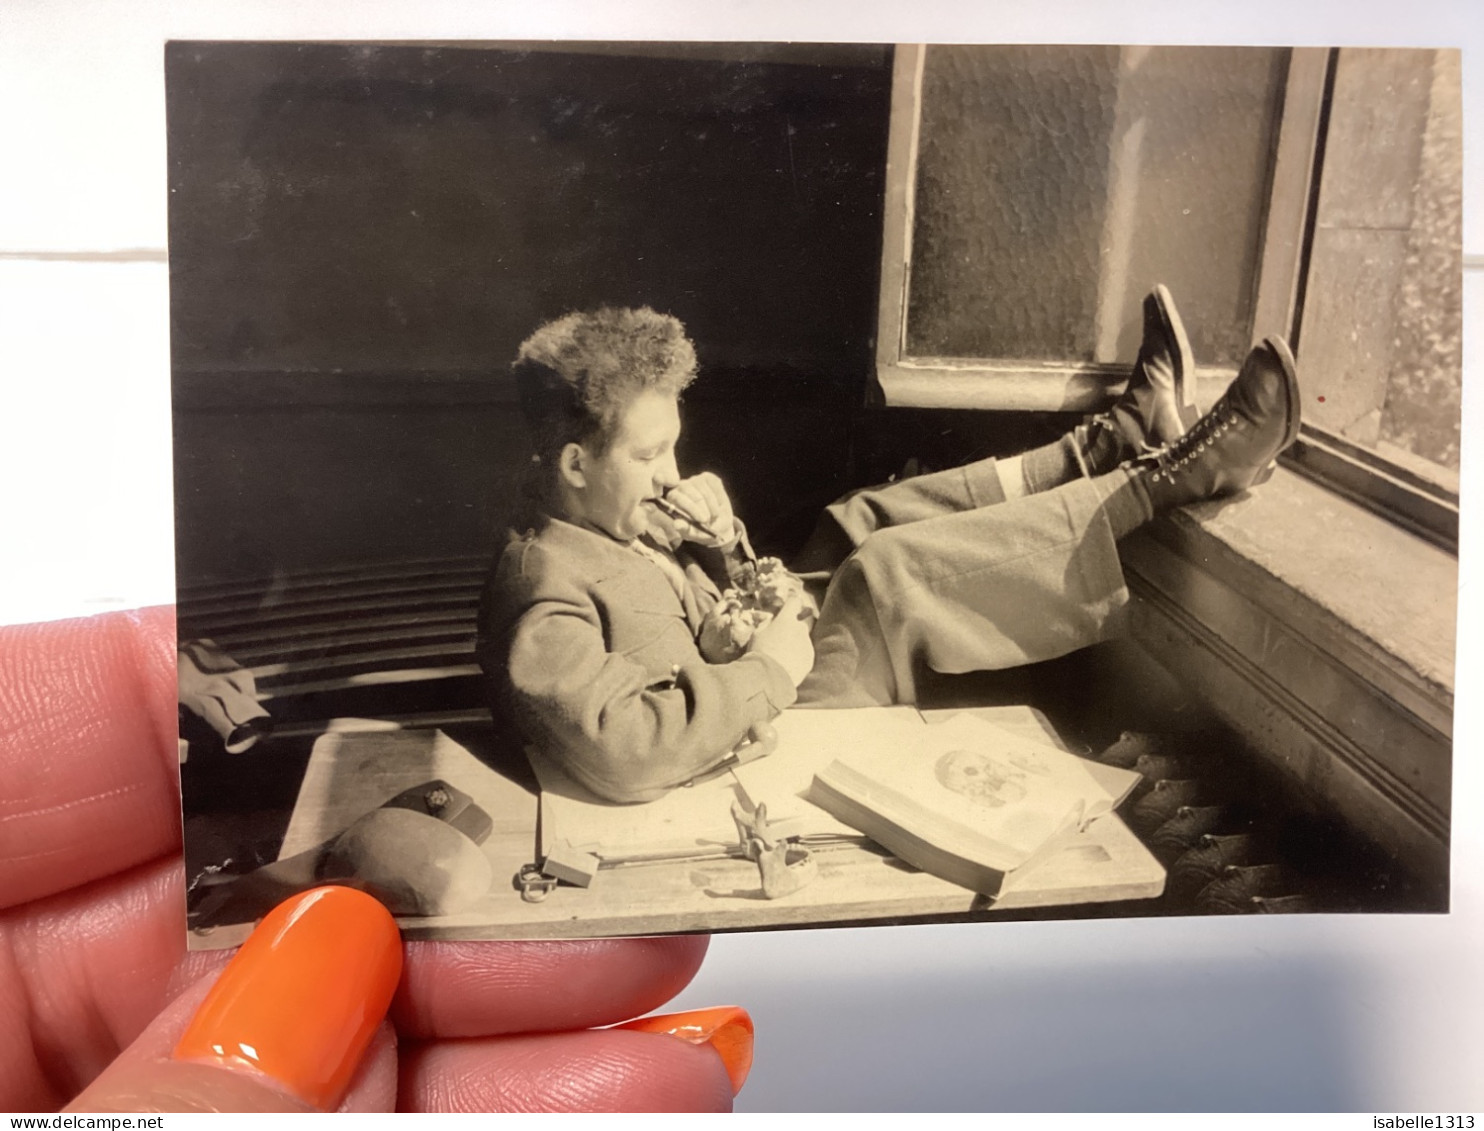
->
[1, 0, 1480, 1112]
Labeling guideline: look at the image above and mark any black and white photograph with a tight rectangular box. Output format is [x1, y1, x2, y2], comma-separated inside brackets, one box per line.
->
[165, 40, 1460, 948]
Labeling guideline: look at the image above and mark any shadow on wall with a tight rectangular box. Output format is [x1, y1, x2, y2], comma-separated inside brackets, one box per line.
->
[167, 43, 894, 586]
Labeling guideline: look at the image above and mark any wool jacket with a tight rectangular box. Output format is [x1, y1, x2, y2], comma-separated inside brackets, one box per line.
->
[477, 515, 798, 803]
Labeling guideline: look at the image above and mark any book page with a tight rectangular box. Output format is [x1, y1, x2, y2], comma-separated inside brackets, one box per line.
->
[924, 706, 1140, 807]
[820, 712, 1119, 858]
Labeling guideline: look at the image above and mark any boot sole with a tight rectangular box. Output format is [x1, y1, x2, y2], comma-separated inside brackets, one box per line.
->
[1245, 335, 1302, 488]
[1260, 334, 1303, 452]
[1153, 283, 1199, 431]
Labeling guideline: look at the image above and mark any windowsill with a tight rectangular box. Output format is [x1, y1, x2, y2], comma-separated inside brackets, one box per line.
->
[875, 362, 1243, 413]
[1119, 466, 1455, 889]
[1162, 467, 1455, 703]
[877, 362, 1127, 412]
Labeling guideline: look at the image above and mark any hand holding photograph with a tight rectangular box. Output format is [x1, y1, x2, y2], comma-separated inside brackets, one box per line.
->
[169, 40, 1459, 949]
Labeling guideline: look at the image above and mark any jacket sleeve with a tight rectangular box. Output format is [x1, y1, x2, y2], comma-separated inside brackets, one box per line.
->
[689, 519, 807, 594]
[668, 517, 755, 594]
[490, 549, 798, 803]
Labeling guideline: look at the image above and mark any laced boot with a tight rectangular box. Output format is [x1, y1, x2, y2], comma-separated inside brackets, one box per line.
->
[1136, 335, 1301, 512]
[1079, 284, 1198, 473]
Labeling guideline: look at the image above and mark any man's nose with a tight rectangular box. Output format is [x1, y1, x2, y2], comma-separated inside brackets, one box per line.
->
[654, 452, 681, 491]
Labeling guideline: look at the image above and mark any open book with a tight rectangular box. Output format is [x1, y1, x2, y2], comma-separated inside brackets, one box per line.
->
[807, 712, 1139, 897]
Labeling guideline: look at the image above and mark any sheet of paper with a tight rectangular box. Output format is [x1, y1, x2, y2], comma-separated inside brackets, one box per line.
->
[529, 747, 748, 859]
[731, 706, 926, 833]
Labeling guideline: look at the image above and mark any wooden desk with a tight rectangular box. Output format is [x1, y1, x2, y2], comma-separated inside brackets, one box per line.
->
[189, 711, 1164, 950]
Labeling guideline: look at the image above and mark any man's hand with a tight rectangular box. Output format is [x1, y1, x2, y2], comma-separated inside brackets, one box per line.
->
[745, 592, 814, 688]
[698, 596, 768, 664]
[650, 473, 738, 549]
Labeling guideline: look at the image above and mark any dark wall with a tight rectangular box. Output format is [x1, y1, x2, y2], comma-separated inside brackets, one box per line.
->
[168, 42, 894, 584]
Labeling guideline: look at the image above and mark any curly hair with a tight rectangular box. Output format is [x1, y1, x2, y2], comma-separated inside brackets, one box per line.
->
[512, 307, 698, 464]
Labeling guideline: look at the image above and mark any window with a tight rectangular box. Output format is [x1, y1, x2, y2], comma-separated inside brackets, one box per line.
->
[1286, 48, 1462, 548]
[876, 45, 1461, 549]
[876, 44, 1311, 410]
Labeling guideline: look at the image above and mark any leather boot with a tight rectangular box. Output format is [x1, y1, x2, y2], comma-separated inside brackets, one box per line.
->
[1080, 284, 1198, 472]
[1136, 335, 1302, 512]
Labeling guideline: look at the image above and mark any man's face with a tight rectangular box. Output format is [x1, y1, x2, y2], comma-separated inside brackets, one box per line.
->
[571, 389, 683, 541]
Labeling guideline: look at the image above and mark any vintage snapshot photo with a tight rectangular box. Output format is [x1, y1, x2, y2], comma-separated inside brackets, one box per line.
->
[169, 41, 1460, 949]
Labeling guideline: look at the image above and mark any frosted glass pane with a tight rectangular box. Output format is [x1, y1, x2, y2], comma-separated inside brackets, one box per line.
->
[905, 45, 1286, 367]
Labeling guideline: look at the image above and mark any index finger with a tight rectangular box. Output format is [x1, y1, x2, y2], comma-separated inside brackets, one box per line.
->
[393, 934, 710, 1039]
[664, 483, 715, 527]
[0, 608, 181, 910]
[685, 473, 730, 517]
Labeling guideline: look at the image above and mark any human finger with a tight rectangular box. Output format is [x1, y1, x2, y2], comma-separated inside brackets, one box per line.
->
[0, 857, 212, 1110]
[696, 473, 736, 525]
[775, 591, 805, 620]
[0, 607, 180, 909]
[642, 501, 687, 548]
[2, 854, 712, 1105]
[670, 479, 739, 547]
[679, 473, 726, 520]
[397, 1007, 751, 1112]
[66, 887, 401, 1114]
[392, 933, 710, 1039]
[664, 481, 716, 528]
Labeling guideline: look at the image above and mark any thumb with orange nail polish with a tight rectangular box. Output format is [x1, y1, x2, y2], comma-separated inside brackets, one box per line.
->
[614, 1005, 755, 1096]
[67, 887, 403, 1113]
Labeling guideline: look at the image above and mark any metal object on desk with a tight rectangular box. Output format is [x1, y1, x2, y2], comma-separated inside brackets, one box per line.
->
[731, 800, 819, 899]
[516, 864, 559, 903]
[542, 839, 601, 887]
[517, 793, 821, 902]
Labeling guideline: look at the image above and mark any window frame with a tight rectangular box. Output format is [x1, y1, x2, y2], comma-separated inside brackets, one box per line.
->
[872, 44, 1459, 552]
[1284, 48, 1461, 552]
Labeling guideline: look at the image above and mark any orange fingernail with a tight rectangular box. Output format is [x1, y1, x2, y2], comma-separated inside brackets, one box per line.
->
[615, 1005, 754, 1095]
[173, 886, 402, 1110]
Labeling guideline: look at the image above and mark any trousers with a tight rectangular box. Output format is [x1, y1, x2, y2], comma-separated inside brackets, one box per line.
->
[793, 457, 1131, 708]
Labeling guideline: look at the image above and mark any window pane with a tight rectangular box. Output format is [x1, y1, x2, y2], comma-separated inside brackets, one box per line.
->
[905, 45, 1287, 367]
[1301, 49, 1462, 476]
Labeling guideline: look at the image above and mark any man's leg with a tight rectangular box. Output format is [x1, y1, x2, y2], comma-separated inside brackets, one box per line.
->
[791, 455, 1011, 574]
[798, 337, 1300, 708]
[797, 472, 1145, 707]
[793, 285, 1196, 574]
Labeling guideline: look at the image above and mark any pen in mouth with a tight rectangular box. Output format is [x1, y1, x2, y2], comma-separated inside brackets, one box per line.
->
[649, 492, 755, 563]
[650, 493, 718, 537]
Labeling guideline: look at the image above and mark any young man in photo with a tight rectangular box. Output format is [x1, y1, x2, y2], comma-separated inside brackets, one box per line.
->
[478, 296, 1300, 802]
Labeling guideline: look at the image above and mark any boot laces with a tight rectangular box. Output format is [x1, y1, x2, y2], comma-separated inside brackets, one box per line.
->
[1146, 397, 1241, 483]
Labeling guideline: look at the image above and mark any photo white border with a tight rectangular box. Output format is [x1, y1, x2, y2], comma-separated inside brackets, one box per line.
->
[1, 0, 1479, 1111]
